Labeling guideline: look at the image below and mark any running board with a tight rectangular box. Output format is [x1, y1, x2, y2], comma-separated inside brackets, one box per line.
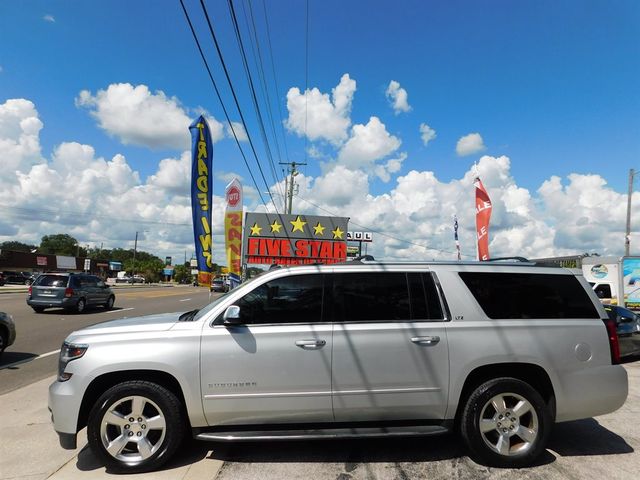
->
[195, 424, 449, 442]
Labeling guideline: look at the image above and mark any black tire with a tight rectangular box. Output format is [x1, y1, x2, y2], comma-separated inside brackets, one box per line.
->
[104, 295, 115, 310]
[32, 306, 45, 313]
[0, 328, 6, 357]
[460, 377, 551, 468]
[87, 380, 186, 473]
[75, 298, 86, 314]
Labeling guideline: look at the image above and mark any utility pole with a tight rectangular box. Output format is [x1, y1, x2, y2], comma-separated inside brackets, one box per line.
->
[132, 231, 139, 279]
[279, 161, 306, 214]
[625, 168, 635, 256]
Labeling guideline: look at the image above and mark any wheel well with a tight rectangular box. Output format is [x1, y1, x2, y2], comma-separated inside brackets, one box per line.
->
[454, 363, 556, 427]
[77, 370, 190, 432]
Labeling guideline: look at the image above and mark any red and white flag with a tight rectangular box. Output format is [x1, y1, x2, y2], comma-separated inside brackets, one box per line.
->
[474, 177, 492, 261]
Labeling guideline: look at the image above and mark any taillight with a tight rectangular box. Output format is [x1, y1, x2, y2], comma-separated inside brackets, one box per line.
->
[28, 286, 32, 296]
[64, 288, 74, 298]
[603, 318, 621, 364]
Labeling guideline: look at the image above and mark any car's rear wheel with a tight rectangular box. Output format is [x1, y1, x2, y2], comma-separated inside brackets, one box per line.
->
[87, 381, 185, 473]
[76, 298, 86, 314]
[104, 296, 115, 310]
[460, 377, 550, 468]
[32, 306, 45, 313]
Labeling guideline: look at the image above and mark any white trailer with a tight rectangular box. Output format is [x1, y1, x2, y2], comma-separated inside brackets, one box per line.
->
[582, 256, 640, 310]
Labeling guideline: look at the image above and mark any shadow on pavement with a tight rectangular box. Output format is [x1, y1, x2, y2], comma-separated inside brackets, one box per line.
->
[36, 307, 128, 315]
[0, 351, 38, 368]
[548, 418, 634, 456]
[75, 438, 212, 473]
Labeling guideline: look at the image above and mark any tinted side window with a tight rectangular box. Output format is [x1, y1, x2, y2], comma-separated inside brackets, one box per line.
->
[459, 272, 599, 319]
[234, 274, 324, 324]
[594, 284, 612, 298]
[335, 273, 411, 321]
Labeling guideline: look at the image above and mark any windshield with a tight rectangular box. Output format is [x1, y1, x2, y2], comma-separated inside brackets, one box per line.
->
[193, 273, 268, 322]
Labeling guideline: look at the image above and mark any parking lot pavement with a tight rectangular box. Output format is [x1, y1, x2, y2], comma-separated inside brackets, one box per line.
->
[1, 362, 638, 480]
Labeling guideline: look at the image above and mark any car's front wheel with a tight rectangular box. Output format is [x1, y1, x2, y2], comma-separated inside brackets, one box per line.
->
[460, 377, 551, 468]
[87, 381, 185, 473]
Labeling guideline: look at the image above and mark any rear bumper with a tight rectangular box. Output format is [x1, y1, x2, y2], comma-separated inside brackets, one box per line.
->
[556, 364, 628, 422]
[27, 297, 76, 308]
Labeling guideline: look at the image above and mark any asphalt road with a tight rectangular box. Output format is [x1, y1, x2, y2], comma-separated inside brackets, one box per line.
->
[0, 285, 216, 395]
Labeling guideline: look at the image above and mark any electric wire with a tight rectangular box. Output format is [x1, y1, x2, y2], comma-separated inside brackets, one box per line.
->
[261, 0, 291, 167]
[197, 0, 279, 213]
[228, 0, 285, 202]
[294, 195, 475, 259]
[178, 0, 268, 209]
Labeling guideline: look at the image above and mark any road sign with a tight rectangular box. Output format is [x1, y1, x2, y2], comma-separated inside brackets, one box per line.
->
[83, 258, 91, 271]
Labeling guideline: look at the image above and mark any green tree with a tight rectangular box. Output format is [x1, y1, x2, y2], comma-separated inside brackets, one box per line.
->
[40, 234, 87, 256]
[173, 264, 191, 284]
[0, 241, 37, 252]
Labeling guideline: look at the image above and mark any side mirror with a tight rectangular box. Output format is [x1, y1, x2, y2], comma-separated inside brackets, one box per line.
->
[223, 305, 243, 325]
[618, 315, 634, 323]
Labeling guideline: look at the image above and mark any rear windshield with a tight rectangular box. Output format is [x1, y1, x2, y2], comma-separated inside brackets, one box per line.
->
[35, 275, 69, 287]
[459, 272, 599, 319]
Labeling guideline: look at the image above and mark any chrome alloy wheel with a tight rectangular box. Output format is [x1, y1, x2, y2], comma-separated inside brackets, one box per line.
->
[99, 395, 167, 463]
[479, 392, 539, 456]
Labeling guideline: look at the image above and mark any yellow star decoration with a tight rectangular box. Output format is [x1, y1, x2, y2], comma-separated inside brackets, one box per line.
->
[270, 220, 282, 233]
[332, 226, 345, 239]
[290, 215, 307, 233]
[250, 223, 262, 236]
[313, 222, 326, 236]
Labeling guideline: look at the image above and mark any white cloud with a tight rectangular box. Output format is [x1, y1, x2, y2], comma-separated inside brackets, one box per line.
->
[456, 132, 486, 156]
[385, 80, 411, 114]
[337, 116, 401, 169]
[43, 14, 55, 23]
[1, 96, 637, 267]
[419, 123, 436, 146]
[76, 83, 224, 149]
[225, 121, 248, 142]
[285, 73, 356, 145]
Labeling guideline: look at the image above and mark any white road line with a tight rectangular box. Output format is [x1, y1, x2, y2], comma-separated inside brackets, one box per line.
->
[0, 348, 61, 370]
[98, 307, 135, 314]
[179, 298, 192, 302]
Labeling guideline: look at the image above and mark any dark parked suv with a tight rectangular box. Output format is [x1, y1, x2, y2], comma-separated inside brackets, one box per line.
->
[2, 271, 32, 285]
[27, 273, 115, 313]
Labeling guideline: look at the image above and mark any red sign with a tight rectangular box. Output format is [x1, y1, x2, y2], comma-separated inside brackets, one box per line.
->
[474, 177, 492, 261]
[36, 256, 48, 266]
[226, 186, 241, 207]
[246, 238, 346, 265]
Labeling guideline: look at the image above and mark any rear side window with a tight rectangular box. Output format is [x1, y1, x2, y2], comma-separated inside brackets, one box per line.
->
[333, 272, 443, 322]
[459, 272, 599, 319]
[35, 275, 69, 287]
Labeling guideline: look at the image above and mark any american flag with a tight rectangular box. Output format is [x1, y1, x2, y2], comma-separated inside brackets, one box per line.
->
[454, 215, 461, 261]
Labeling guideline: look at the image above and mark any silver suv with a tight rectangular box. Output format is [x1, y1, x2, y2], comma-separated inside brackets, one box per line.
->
[48, 260, 628, 472]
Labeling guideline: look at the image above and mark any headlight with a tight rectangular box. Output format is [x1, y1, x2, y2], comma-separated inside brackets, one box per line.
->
[58, 342, 88, 382]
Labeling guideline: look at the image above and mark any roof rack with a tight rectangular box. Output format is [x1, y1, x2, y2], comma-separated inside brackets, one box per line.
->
[486, 256, 530, 263]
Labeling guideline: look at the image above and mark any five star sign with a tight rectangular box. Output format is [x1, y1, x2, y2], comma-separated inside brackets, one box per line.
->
[290, 215, 307, 233]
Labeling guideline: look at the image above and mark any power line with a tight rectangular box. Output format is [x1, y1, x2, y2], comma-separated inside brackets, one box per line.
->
[197, 0, 279, 213]
[294, 195, 475, 258]
[178, 0, 269, 209]
[261, 0, 291, 167]
[227, 0, 284, 201]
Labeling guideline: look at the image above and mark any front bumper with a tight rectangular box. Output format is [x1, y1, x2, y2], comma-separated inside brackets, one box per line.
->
[48, 378, 84, 449]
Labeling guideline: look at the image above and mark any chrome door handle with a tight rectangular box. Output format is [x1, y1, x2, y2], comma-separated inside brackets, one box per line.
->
[411, 336, 440, 346]
[295, 339, 326, 349]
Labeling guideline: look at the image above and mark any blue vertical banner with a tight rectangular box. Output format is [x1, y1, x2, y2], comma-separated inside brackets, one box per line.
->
[189, 115, 214, 286]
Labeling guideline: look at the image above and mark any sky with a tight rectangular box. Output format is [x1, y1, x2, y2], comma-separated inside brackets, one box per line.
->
[0, 0, 639, 264]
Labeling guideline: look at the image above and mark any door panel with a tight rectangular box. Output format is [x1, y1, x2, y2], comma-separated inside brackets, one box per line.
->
[332, 322, 449, 421]
[200, 273, 333, 426]
[201, 323, 333, 426]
